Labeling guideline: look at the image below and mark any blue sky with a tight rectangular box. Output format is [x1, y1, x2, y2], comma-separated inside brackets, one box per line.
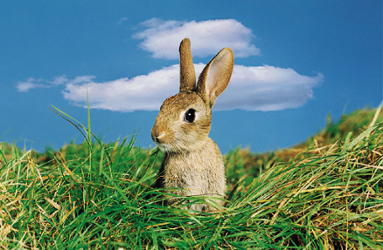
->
[0, 1, 382, 153]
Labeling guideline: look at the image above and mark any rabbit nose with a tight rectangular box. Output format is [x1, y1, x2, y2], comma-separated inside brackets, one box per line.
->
[151, 129, 165, 144]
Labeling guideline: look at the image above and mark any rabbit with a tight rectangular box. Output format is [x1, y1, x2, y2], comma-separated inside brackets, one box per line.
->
[151, 38, 234, 212]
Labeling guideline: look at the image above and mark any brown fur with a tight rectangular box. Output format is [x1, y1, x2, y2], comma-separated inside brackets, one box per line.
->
[151, 38, 234, 211]
[179, 38, 196, 92]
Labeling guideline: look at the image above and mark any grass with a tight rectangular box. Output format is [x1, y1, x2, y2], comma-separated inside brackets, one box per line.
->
[0, 106, 382, 249]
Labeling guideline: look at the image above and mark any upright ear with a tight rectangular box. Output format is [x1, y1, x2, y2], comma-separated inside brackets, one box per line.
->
[179, 38, 196, 92]
[196, 48, 234, 107]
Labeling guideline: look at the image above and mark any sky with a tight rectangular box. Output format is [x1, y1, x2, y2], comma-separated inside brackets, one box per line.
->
[0, 1, 382, 153]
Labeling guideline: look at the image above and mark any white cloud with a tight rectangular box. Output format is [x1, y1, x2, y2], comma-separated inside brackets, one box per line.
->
[117, 17, 128, 24]
[16, 78, 46, 92]
[222, 65, 324, 111]
[63, 66, 179, 111]
[133, 18, 260, 59]
[62, 64, 323, 112]
[17, 18, 322, 111]
[50, 75, 68, 85]
[16, 75, 69, 92]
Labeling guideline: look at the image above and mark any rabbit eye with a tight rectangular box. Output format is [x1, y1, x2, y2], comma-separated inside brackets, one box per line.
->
[184, 109, 196, 123]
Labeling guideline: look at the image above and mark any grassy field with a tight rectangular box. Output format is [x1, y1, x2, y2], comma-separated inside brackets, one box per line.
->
[1, 107, 382, 249]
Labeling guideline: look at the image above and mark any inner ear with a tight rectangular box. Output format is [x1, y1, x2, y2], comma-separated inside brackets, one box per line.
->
[196, 48, 234, 106]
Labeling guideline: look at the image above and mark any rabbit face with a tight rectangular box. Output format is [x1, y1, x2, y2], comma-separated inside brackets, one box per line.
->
[151, 91, 212, 152]
[151, 38, 233, 154]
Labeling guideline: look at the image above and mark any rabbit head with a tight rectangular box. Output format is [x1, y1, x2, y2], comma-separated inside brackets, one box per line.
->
[151, 38, 234, 152]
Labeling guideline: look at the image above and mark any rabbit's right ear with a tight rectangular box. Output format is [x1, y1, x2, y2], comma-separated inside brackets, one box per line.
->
[179, 38, 196, 92]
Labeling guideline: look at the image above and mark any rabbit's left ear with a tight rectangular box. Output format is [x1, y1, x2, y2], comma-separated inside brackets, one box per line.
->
[196, 48, 234, 107]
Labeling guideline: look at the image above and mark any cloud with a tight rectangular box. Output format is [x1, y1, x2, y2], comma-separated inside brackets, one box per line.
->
[50, 75, 68, 85]
[17, 16, 322, 112]
[223, 65, 323, 111]
[16, 75, 69, 92]
[63, 66, 179, 111]
[62, 64, 323, 112]
[133, 18, 260, 59]
[117, 17, 128, 24]
[16, 78, 50, 92]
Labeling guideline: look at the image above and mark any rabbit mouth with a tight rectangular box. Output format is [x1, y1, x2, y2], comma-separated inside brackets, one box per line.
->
[152, 135, 174, 152]
[156, 142, 180, 153]
[152, 139, 166, 150]
[152, 130, 185, 152]
[155, 139, 191, 153]
[157, 144, 171, 152]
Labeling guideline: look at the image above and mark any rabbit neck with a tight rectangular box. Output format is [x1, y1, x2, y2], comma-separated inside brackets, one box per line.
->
[161, 137, 226, 198]
[165, 136, 212, 157]
[163, 137, 224, 177]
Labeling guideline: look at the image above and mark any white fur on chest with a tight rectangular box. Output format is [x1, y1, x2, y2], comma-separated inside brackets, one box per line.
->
[163, 138, 226, 198]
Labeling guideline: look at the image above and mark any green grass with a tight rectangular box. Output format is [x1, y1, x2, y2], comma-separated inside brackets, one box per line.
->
[1, 107, 382, 249]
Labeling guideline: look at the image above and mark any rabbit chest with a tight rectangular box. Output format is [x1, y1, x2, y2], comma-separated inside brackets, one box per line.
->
[162, 138, 226, 198]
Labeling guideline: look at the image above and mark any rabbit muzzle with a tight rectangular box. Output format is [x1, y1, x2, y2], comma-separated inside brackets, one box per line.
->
[151, 128, 165, 145]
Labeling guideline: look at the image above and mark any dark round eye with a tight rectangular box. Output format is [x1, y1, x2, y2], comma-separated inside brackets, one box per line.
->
[184, 109, 196, 123]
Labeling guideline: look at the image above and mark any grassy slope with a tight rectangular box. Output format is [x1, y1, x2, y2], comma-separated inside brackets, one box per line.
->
[0, 107, 382, 249]
[226, 107, 383, 186]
